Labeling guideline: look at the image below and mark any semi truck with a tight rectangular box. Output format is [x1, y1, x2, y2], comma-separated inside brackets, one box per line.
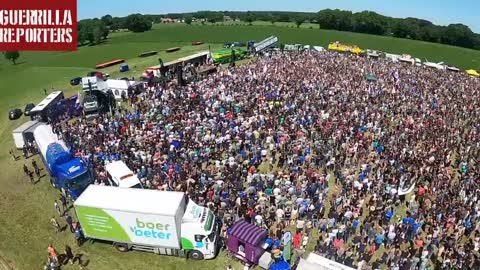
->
[81, 76, 107, 120]
[33, 124, 92, 199]
[74, 185, 220, 260]
[253, 36, 278, 53]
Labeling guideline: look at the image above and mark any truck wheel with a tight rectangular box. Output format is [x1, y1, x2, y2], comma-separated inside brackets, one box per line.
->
[188, 250, 204, 260]
[114, 243, 129, 252]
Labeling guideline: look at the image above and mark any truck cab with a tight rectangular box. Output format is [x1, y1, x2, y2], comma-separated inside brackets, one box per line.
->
[181, 201, 219, 260]
[55, 159, 92, 199]
[82, 94, 100, 120]
[43, 143, 92, 199]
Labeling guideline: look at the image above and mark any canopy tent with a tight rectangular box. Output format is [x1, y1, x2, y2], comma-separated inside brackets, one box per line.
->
[365, 74, 377, 81]
[366, 49, 381, 58]
[270, 260, 290, 270]
[229, 220, 267, 246]
[226, 220, 269, 265]
[446, 66, 460, 72]
[296, 253, 356, 270]
[466, 69, 479, 77]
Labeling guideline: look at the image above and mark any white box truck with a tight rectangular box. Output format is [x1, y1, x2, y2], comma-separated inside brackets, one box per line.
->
[12, 120, 41, 149]
[74, 185, 219, 260]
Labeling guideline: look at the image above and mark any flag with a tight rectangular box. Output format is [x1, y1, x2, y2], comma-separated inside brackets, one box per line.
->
[282, 231, 292, 262]
[207, 45, 213, 65]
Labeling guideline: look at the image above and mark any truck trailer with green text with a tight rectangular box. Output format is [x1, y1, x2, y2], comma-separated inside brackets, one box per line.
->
[74, 185, 220, 260]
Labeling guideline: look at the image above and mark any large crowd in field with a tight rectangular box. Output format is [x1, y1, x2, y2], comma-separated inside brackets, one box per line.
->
[52, 50, 480, 270]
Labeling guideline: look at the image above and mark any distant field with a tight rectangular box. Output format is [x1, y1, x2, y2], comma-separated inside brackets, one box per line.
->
[0, 22, 479, 270]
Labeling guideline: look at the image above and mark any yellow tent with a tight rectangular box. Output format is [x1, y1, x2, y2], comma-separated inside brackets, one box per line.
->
[466, 69, 479, 77]
[328, 42, 364, 54]
[351, 47, 365, 55]
[328, 43, 348, 52]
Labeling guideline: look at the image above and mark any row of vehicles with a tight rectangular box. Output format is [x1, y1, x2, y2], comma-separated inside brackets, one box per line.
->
[12, 91, 221, 260]
[20, 116, 222, 260]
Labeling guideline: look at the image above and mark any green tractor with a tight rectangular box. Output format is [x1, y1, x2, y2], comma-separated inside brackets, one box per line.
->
[212, 48, 247, 65]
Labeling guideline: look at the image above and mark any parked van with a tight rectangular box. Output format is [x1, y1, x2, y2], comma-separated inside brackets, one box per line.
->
[105, 161, 143, 189]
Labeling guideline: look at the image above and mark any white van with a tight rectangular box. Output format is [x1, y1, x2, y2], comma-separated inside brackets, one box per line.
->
[105, 161, 143, 189]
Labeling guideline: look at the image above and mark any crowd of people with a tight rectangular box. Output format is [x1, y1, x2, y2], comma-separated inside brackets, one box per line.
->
[50, 50, 480, 269]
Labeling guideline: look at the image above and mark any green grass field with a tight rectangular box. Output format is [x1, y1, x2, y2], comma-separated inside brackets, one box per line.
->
[0, 22, 479, 270]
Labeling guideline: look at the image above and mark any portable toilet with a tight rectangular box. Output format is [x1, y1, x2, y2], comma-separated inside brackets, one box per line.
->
[120, 63, 129, 72]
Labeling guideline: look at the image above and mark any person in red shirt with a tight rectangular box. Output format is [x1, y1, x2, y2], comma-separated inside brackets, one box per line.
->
[418, 185, 426, 196]
[206, 189, 214, 200]
[293, 232, 302, 249]
[333, 237, 344, 250]
[47, 244, 58, 262]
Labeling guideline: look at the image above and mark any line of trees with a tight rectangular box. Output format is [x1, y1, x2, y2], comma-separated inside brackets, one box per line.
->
[316, 9, 480, 50]
[78, 14, 153, 45]
[101, 14, 153, 32]
[82, 10, 479, 50]
[78, 19, 109, 45]
[151, 10, 480, 50]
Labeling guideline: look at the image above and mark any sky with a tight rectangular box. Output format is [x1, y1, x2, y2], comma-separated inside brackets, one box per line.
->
[78, 0, 480, 32]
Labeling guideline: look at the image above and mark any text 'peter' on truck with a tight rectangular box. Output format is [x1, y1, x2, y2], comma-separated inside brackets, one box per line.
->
[74, 185, 220, 260]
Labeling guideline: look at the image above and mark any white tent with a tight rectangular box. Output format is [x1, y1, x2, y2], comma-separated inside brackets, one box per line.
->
[106, 80, 144, 100]
[385, 53, 401, 62]
[424, 60, 446, 70]
[366, 49, 380, 58]
[296, 253, 356, 270]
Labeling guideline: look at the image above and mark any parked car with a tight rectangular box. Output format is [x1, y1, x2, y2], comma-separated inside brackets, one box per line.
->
[24, 103, 35, 116]
[70, 77, 82, 86]
[87, 71, 109, 78]
[8, 108, 22, 120]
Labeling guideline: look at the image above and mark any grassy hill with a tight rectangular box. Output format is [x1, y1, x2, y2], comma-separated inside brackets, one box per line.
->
[0, 22, 479, 270]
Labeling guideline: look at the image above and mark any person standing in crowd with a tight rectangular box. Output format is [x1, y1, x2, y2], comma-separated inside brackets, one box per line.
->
[50, 217, 60, 233]
[32, 159, 40, 177]
[9, 148, 17, 161]
[47, 244, 58, 262]
[22, 145, 28, 158]
[59, 194, 68, 214]
[74, 226, 85, 246]
[54, 200, 61, 216]
[28, 170, 34, 184]
[65, 213, 74, 233]
[23, 164, 29, 176]
[64, 245, 74, 265]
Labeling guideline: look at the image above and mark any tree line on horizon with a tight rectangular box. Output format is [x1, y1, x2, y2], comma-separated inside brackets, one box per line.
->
[79, 10, 480, 50]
